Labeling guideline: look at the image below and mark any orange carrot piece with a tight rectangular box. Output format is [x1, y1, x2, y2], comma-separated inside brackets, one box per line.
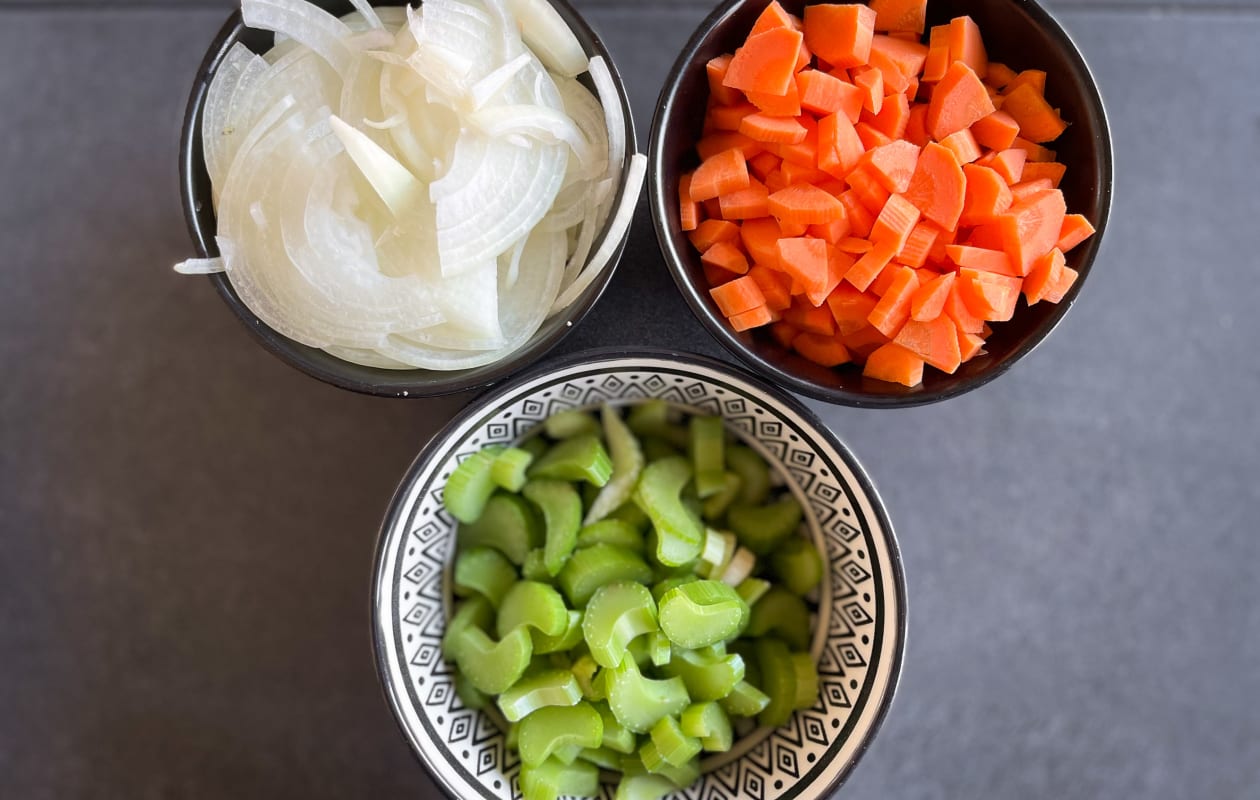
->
[1056, 214, 1096, 253]
[709, 102, 759, 132]
[679, 173, 701, 231]
[706, 55, 743, 106]
[863, 92, 911, 140]
[719, 177, 771, 220]
[970, 110, 1020, 151]
[696, 132, 764, 162]
[739, 112, 808, 144]
[749, 263, 794, 311]
[852, 66, 884, 115]
[984, 61, 1017, 91]
[868, 47, 911, 95]
[702, 241, 751, 276]
[773, 115, 818, 166]
[841, 324, 888, 359]
[763, 168, 790, 195]
[895, 314, 961, 373]
[948, 16, 988, 78]
[943, 278, 985, 333]
[978, 148, 1027, 185]
[710, 275, 766, 317]
[858, 140, 920, 193]
[826, 283, 881, 334]
[1020, 161, 1066, 188]
[839, 192, 876, 238]
[747, 77, 803, 117]
[844, 167, 892, 215]
[804, 3, 876, 68]
[729, 305, 778, 332]
[768, 184, 846, 226]
[867, 264, 920, 337]
[817, 111, 865, 178]
[723, 27, 804, 96]
[957, 328, 986, 362]
[995, 188, 1066, 274]
[871, 193, 922, 251]
[905, 141, 966, 231]
[957, 268, 1021, 321]
[770, 320, 800, 349]
[779, 160, 829, 186]
[868, 262, 900, 296]
[1001, 83, 1067, 143]
[904, 103, 930, 146]
[808, 214, 853, 244]
[869, 34, 929, 77]
[863, 342, 924, 386]
[691, 149, 751, 203]
[910, 270, 954, 321]
[869, 0, 927, 33]
[922, 24, 950, 82]
[741, 217, 784, 266]
[780, 220, 810, 238]
[845, 238, 897, 291]
[1004, 69, 1046, 96]
[898, 221, 939, 268]
[940, 128, 982, 164]
[805, 247, 853, 307]
[750, 0, 799, 36]
[926, 61, 995, 140]
[856, 122, 893, 150]
[835, 236, 874, 254]
[1011, 136, 1057, 162]
[776, 237, 831, 298]
[1010, 178, 1054, 205]
[783, 297, 837, 335]
[747, 150, 783, 181]
[794, 332, 853, 367]
[945, 244, 1018, 276]
[959, 163, 1013, 226]
[689, 218, 740, 252]
[1022, 247, 1064, 306]
[1041, 263, 1078, 303]
[797, 69, 847, 115]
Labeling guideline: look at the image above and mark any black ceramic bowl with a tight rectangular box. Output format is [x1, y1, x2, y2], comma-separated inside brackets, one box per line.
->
[180, 0, 636, 398]
[649, 0, 1112, 408]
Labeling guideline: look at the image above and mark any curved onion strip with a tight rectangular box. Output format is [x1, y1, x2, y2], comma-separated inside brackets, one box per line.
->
[323, 345, 414, 369]
[201, 44, 254, 192]
[241, 0, 355, 76]
[173, 257, 226, 275]
[409, 0, 498, 99]
[467, 104, 593, 171]
[561, 176, 612, 285]
[338, 54, 391, 149]
[556, 76, 609, 181]
[588, 55, 625, 231]
[506, 0, 587, 78]
[346, 0, 383, 30]
[329, 114, 423, 217]
[468, 52, 531, 111]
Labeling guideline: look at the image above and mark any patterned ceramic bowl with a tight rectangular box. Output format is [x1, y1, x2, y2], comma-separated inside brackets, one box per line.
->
[372, 349, 906, 799]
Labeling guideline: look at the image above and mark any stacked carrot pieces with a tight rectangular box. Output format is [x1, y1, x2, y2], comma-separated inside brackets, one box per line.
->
[680, 0, 1096, 387]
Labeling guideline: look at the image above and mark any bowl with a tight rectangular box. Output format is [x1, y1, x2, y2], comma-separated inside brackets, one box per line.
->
[649, 0, 1112, 408]
[372, 348, 906, 799]
[179, 0, 637, 398]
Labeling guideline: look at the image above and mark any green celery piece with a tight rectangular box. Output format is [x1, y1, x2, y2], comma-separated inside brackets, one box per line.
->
[491, 447, 535, 492]
[533, 610, 584, 654]
[519, 435, 550, 460]
[577, 746, 624, 771]
[522, 480, 582, 577]
[660, 648, 745, 702]
[658, 580, 749, 649]
[458, 493, 541, 565]
[735, 577, 772, 607]
[634, 456, 704, 567]
[496, 581, 569, 639]
[543, 409, 601, 440]
[441, 596, 493, 660]
[606, 655, 690, 734]
[582, 582, 659, 669]
[571, 654, 602, 701]
[575, 519, 645, 552]
[641, 437, 681, 463]
[697, 528, 737, 578]
[454, 671, 489, 710]
[614, 773, 678, 800]
[627, 400, 691, 449]
[497, 669, 582, 723]
[449, 625, 533, 695]
[701, 471, 742, 521]
[518, 701, 603, 766]
[585, 405, 646, 524]
[726, 445, 771, 507]
[594, 701, 638, 754]
[520, 755, 599, 800]
[698, 641, 727, 658]
[530, 435, 613, 487]
[744, 586, 812, 651]
[607, 501, 650, 533]
[453, 547, 518, 608]
[792, 652, 820, 710]
[522, 549, 553, 583]
[680, 701, 733, 752]
[719, 680, 770, 718]
[443, 448, 500, 523]
[754, 638, 798, 728]
[648, 631, 672, 667]
[689, 414, 726, 498]
[647, 715, 701, 767]
[646, 755, 699, 788]
[728, 497, 803, 556]
[651, 574, 699, 604]
[558, 544, 653, 608]
[771, 535, 824, 595]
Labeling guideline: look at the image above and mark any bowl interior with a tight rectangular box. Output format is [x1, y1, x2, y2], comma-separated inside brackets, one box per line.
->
[180, 0, 637, 397]
[650, 0, 1112, 407]
[372, 351, 905, 799]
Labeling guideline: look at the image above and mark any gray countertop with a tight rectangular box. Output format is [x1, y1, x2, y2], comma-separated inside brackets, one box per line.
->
[2, 1, 1258, 797]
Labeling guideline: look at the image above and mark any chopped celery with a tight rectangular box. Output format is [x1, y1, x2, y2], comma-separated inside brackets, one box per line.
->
[575, 518, 644, 552]
[594, 701, 637, 754]
[626, 400, 688, 449]
[532, 610, 584, 654]
[772, 535, 824, 595]
[697, 528, 737, 577]
[700, 471, 742, 521]
[449, 625, 533, 695]
[726, 445, 771, 507]
[582, 582, 658, 669]
[658, 580, 749, 649]
[530, 435, 613, 487]
[443, 448, 499, 523]
[651, 574, 698, 604]
[646, 715, 701, 767]
[791, 652, 819, 710]
[648, 631, 672, 667]
[735, 577, 772, 607]
[689, 414, 726, 498]
[522, 479, 582, 577]
[458, 493, 540, 565]
[660, 648, 745, 702]
[571, 654, 601, 701]
[543, 409, 601, 440]
[455, 671, 489, 710]
[627, 636, 654, 668]
[578, 745, 624, 770]
[453, 546, 518, 608]
[634, 456, 704, 567]
[715, 546, 756, 587]
[558, 544, 652, 608]
[614, 773, 677, 800]
[745, 586, 812, 651]
[522, 548, 553, 583]
[585, 405, 646, 524]
[754, 638, 798, 728]
[496, 581, 569, 639]
[606, 655, 689, 734]
[728, 496, 803, 555]
[518, 701, 603, 766]
[719, 680, 771, 718]
[497, 669, 582, 722]
[491, 447, 535, 492]
[520, 755, 599, 800]
[646, 755, 699, 787]
[442, 596, 493, 660]
[680, 701, 733, 752]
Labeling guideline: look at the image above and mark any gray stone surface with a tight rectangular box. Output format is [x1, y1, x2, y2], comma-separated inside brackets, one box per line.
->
[1, 2, 1258, 799]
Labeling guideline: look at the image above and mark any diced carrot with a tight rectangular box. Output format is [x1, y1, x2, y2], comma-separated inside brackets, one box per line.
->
[844, 324, 891, 359]
[748, 77, 803, 117]
[710, 275, 766, 317]
[739, 112, 808, 144]
[943, 278, 985, 333]
[1011, 136, 1057, 162]
[867, 264, 920, 337]
[895, 314, 961, 373]
[856, 121, 893, 150]
[679, 173, 700, 231]
[994, 188, 1066, 274]
[860, 139, 920, 193]
[948, 16, 988, 78]
[808, 216, 852, 244]
[970, 110, 1020, 151]
[863, 91, 911, 139]
[898, 221, 939, 268]
[773, 115, 818, 166]
[984, 61, 1018, 91]
[1004, 69, 1047, 96]
[868, 47, 911, 94]
[928, 219, 958, 263]
[957, 268, 1021, 321]
[804, 3, 877, 68]
[977, 148, 1027, 184]
[959, 163, 1013, 226]
[965, 221, 1005, 251]
[836, 236, 873, 254]
[826, 283, 881, 334]
[852, 66, 884, 114]
[689, 219, 740, 252]
[780, 160, 829, 186]
[940, 128, 982, 164]
[957, 328, 986, 362]
[871, 193, 921, 251]
[794, 332, 853, 366]
[845, 238, 897, 291]
[845, 166, 893, 213]
[904, 103, 930, 146]
[922, 24, 950, 82]
[723, 27, 804, 96]
[863, 342, 924, 386]
[1020, 161, 1066, 188]
[797, 70, 845, 115]
[817, 111, 865, 178]
[768, 184, 846, 226]
[769, 320, 800, 349]
[709, 102, 759, 131]
[910, 270, 954, 321]
[784, 297, 837, 335]
[1041, 264, 1078, 303]
[926, 61, 995, 140]
[870, 0, 927, 33]
[696, 132, 764, 161]
[763, 168, 790, 195]
[805, 247, 853, 306]
[719, 177, 771, 219]
[870, 34, 929, 77]
[1056, 213, 1096, 253]
[702, 241, 751, 276]
[780, 220, 810, 237]
[749, 263, 795, 311]
[750, 1, 799, 36]
[729, 305, 778, 331]
[706, 55, 742, 106]
[839, 192, 876, 237]
[905, 141, 965, 231]
[945, 244, 1018, 276]
[747, 150, 783, 181]
[1001, 83, 1067, 143]
[1010, 178, 1054, 205]
[1022, 247, 1064, 306]
[777, 237, 831, 298]
[741, 217, 783, 266]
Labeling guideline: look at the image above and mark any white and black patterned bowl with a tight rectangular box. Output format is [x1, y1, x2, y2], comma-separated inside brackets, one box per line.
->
[372, 350, 906, 799]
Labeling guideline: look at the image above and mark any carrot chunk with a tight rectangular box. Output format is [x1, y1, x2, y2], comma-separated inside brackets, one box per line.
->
[706, 55, 742, 106]
[729, 305, 778, 332]
[852, 66, 884, 114]
[750, 0, 800, 36]
[910, 270, 955, 321]
[783, 297, 837, 335]
[710, 275, 766, 317]
[827, 283, 881, 335]
[948, 16, 988, 77]
[696, 132, 763, 162]
[994, 188, 1066, 274]
[768, 184, 846, 226]
[723, 27, 804, 96]
[922, 24, 950, 82]
[747, 77, 803, 117]
[939, 128, 982, 164]
[741, 217, 784, 266]
[776, 237, 831, 299]
[867, 265, 921, 337]
[1022, 247, 1064, 306]
[898, 221, 939, 268]
[959, 163, 1013, 226]
[895, 314, 961, 373]
[860, 139, 921, 193]
[970, 110, 1020, 151]
[1056, 214, 1096, 253]
[905, 142, 965, 231]
[845, 238, 897, 291]
[749, 263, 794, 311]
[689, 219, 740, 252]
[739, 112, 808, 144]
[926, 61, 995, 140]
[702, 241, 751, 275]
[817, 112, 865, 178]
[803, 4, 877, 68]
[863, 342, 924, 386]
[1020, 161, 1067, 188]
[871, 193, 922, 251]
[794, 332, 853, 366]
[1001, 82, 1068, 143]
[796, 69, 847, 115]
[679, 173, 700, 231]
[718, 177, 771, 220]
[870, 0, 927, 34]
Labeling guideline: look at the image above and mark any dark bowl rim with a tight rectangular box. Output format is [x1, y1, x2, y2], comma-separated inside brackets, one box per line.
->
[178, 0, 639, 398]
[648, 0, 1114, 409]
[368, 345, 908, 800]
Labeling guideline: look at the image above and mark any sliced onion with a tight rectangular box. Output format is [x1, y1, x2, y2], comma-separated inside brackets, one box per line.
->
[201, 44, 255, 192]
[241, 0, 355, 76]
[506, 0, 587, 77]
[173, 257, 226, 275]
[328, 114, 422, 217]
[467, 104, 593, 171]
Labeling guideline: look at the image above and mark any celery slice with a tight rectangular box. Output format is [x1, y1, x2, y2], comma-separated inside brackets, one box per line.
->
[606, 654, 689, 734]
[689, 414, 726, 498]
[543, 409, 601, 439]
[558, 544, 652, 608]
[443, 448, 499, 523]
[518, 701, 603, 766]
[648, 631, 672, 667]
[532, 609, 584, 654]
[497, 669, 582, 722]
[522, 479, 582, 577]
[496, 581, 569, 639]
[651, 574, 698, 604]
[658, 580, 749, 649]
[530, 434, 613, 487]
[719, 680, 770, 718]
[728, 497, 803, 556]
[575, 519, 645, 552]
[449, 625, 533, 695]
[772, 535, 824, 596]
[594, 700, 637, 754]
[458, 493, 541, 565]
[754, 638, 797, 728]
[614, 773, 677, 800]
[735, 577, 772, 607]
[700, 471, 742, 521]
[744, 586, 812, 651]
[634, 456, 704, 567]
[453, 546, 519, 609]
[582, 582, 658, 669]
[585, 404, 646, 524]
[792, 651, 820, 710]
[441, 596, 493, 660]
[725, 445, 771, 507]
[645, 715, 701, 767]
[520, 755, 599, 800]
[680, 701, 733, 752]
[660, 648, 745, 702]
[491, 447, 535, 492]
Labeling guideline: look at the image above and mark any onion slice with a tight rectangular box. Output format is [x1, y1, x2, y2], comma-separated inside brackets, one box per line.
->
[173, 257, 226, 275]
